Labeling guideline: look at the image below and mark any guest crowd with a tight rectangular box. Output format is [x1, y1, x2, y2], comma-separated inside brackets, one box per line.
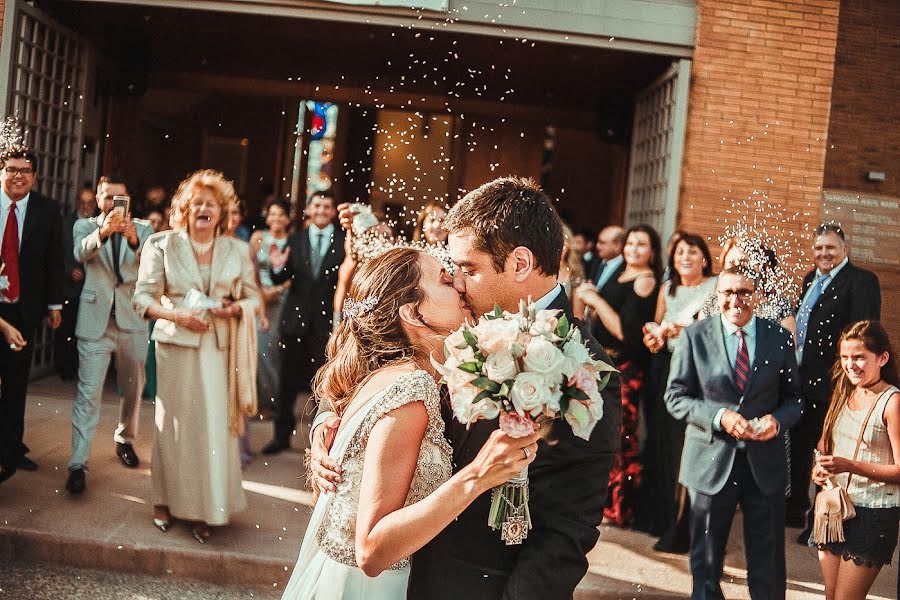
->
[0, 142, 896, 599]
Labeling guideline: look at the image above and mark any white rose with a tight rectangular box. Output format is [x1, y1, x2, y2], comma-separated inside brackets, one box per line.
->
[484, 350, 518, 383]
[474, 317, 521, 355]
[565, 400, 596, 441]
[452, 386, 501, 424]
[529, 309, 560, 338]
[523, 337, 567, 377]
[430, 354, 478, 390]
[443, 328, 469, 359]
[510, 371, 553, 416]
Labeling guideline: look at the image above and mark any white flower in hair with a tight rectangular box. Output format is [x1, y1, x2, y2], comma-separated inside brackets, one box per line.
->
[343, 295, 380, 319]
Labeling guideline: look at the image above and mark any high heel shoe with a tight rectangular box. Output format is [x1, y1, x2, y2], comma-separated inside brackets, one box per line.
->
[152, 517, 171, 533]
[152, 505, 172, 532]
[192, 523, 211, 544]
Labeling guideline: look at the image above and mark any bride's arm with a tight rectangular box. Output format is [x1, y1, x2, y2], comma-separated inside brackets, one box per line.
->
[355, 402, 536, 577]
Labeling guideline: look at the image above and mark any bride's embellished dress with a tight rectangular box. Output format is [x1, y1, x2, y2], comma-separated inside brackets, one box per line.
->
[282, 370, 452, 599]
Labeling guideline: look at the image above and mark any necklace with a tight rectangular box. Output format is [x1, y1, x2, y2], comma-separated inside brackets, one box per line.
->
[190, 236, 214, 255]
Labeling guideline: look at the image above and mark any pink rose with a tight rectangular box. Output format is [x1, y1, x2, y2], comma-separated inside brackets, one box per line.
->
[499, 411, 535, 438]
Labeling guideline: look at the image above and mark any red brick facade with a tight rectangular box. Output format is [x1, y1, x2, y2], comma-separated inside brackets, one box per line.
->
[822, 0, 900, 340]
[678, 0, 840, 271]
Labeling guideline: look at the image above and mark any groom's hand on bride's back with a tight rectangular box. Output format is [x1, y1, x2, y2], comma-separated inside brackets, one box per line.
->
[310, 417, 342, 494]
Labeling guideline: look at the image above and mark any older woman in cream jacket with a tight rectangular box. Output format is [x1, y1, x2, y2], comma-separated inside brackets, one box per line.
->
[133, 170, 258, 543]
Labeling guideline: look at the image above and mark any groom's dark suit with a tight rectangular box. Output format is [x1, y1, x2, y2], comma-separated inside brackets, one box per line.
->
[408, 289, 621, 599]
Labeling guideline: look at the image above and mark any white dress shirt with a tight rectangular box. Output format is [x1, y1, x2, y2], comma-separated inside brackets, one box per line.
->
[595, 254, 624, 290]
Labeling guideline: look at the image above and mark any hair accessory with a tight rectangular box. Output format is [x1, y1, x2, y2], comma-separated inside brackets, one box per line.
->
[0, 117, 28, 155]
[343, 295, 380, 319]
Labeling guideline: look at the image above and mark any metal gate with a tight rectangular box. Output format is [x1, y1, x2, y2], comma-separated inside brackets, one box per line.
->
[0, 0, 88, 377]
[623, 58, 691, 245]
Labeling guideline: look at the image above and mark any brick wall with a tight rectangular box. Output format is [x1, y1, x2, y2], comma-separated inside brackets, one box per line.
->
[822, 0, 900, 341]
[677, 0, 840, 289]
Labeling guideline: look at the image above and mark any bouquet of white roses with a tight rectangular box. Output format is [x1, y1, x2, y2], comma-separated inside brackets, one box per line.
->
[431, 299, 616, 544]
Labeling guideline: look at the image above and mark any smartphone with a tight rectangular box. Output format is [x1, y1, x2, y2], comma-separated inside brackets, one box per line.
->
[112, 195, 131, 218]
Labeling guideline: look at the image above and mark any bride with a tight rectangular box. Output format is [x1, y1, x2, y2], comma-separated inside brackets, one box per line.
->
[282, 246, 538, 599]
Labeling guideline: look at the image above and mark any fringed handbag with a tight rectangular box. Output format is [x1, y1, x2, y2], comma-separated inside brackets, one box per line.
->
[812, 396, 880, 544]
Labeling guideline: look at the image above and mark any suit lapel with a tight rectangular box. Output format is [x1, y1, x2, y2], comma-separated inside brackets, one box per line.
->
[707, 317, 739, 394]
[174, 230, 204, 291]
[209, 236, 229, 292]
[300, 228, 313, 276]
[741, 319, 766, 398]
[814, 263, 850, 311]
[20, 193, 40, 247]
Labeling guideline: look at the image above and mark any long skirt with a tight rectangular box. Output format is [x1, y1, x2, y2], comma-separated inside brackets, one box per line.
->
[604, 359, 644, 527]
[152, 334, 246, 525]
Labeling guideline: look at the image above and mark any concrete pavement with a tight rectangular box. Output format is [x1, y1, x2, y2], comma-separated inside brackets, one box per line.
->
[0, 375, 896, 599]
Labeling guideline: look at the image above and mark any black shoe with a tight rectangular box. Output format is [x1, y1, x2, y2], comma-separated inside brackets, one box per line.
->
[17, 456, 38, 471]
[261, 439, 289, 455]
[116, 442, 140, 468]
[65, 468, 86, 494]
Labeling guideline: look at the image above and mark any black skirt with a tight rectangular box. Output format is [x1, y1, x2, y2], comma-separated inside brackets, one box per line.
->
[818, 506, 900, 567]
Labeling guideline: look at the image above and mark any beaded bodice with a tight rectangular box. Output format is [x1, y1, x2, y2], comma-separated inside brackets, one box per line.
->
[316, 370, 453, 570]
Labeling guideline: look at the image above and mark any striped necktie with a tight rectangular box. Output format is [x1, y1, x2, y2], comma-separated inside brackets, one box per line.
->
[734, 328, 750, 394]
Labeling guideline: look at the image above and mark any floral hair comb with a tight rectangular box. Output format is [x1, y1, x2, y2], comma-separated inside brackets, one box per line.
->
[343, 295, 380, 319]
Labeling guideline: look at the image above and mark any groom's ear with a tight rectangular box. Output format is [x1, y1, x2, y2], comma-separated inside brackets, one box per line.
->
[508, 246, 536, 282]
[399, 303, 425, 328]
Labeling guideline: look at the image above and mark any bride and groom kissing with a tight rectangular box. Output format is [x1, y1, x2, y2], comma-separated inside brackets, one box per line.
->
[283, 177, 622, 599]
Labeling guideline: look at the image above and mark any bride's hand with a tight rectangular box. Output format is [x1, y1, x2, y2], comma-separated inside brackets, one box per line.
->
[467, 429, 539, 492]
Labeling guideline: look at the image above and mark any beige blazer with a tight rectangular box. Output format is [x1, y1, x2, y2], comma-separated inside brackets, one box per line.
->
[133, 229, 259, 350]
[74, 214, 153, 341]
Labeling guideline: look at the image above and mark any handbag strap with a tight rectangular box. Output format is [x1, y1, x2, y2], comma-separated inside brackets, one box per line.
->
[845, 386, 893, 489]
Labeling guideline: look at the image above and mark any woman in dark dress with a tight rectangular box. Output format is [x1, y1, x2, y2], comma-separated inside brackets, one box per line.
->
[576, 224, 661, 527]
[638, 233, 716, 551]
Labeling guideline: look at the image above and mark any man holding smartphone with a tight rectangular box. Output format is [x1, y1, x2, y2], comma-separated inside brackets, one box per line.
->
[65, 175, 152, 494]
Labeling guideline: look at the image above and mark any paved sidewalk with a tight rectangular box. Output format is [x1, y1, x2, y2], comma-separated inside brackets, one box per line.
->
[0, 375, 896, 599]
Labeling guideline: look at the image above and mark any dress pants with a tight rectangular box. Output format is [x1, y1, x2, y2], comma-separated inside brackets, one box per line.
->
[69, 319, 147, 470]
[689, 452, 786, 600]
[0, 303, 33, 472]
[273, 332, 326, 445]
[54, 297, 80, 379]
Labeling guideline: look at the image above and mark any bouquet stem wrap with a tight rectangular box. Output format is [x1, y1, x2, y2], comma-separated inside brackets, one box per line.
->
[489, 466, 531, 545]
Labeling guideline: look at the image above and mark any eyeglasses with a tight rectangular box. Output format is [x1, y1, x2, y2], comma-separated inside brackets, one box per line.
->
[717, 289, 754, 301]
[4, 166, 34, 176]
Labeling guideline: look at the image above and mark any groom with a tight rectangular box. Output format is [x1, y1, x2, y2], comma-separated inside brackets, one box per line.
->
[311, 177, 621, 598]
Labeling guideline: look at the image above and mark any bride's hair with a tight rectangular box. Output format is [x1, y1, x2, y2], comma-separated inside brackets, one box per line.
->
[314, 247, 426, 416]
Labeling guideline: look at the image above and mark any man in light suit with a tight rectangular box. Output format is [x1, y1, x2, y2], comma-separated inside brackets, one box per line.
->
[65, 176, 152, 494]
[666, 266, 803, 600]
[262, 191, 345, 454]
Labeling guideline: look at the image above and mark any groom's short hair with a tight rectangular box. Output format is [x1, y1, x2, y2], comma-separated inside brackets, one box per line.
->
[445, 177, 563, 275]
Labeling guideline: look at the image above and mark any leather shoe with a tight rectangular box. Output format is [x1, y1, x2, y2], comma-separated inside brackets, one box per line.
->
[116, 442, 140, 468]
[17, 455, 38, 471]
[261, 439, 290, 455]
[65, 468, 86, 494]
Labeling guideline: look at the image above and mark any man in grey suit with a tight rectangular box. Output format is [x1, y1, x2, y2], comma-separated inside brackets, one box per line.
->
[666, 266, 803, 600]
[65, 176, 152, 494]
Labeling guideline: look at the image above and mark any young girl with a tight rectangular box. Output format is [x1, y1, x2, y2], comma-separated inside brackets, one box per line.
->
[813, 320, 900, 600]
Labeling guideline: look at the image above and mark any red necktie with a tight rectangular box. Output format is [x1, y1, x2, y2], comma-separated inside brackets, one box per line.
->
[1, 201, 20, 301]
[734, 329, 750, 394]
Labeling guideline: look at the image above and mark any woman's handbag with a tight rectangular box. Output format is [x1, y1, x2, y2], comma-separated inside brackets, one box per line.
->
[812, 395, 881, 544]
